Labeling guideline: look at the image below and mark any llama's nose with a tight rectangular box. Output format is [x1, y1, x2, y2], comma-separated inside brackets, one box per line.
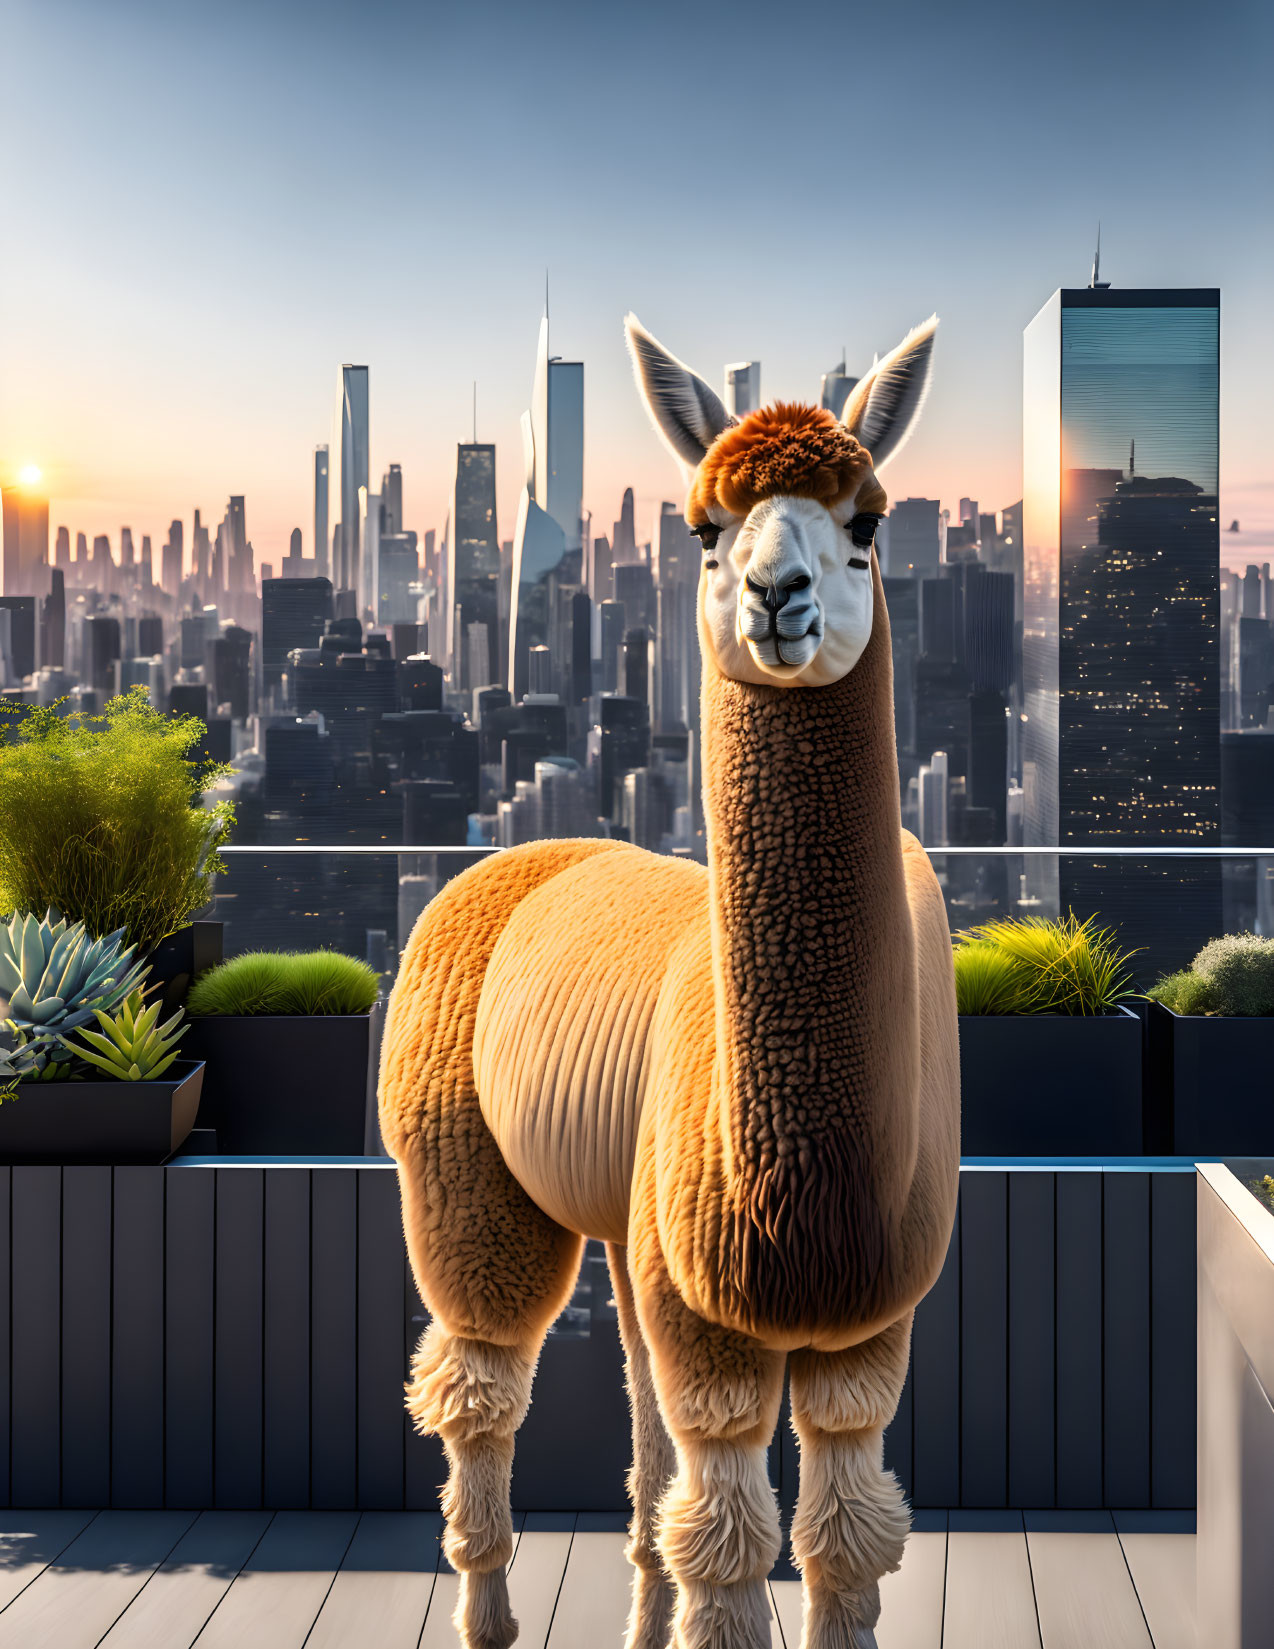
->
[746, 571, 812, 612]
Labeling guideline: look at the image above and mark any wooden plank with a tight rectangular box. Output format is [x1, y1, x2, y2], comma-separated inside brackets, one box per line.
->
[263, 1169, 311, 1510]
[1114, 1521, 1195, 1649]
[0, 1172, 9, 1502]
[771, 1523, 947, 1649]
[403, 1247, 444, 1510]
[546, 1529, 631, 1645]
[1009, 1170, 1055, 1506]
[60, 1167, 112, 1507]
[1055, 1174, 1103, 1508]
[943, 1514, 1040, 1648]
[9, 1168, 61, 1506]
[1025, 1511, 1153, 1649]
[165, 1166, 216, 1508]
[0, 1509, 195, 1649]
[1150, 1173, 1196, 1508]
[876, 1522, 948, 1649]
[194, 1509, 359, 1649]
[305, 1511, 440, 1649]
[311, 1172, 357, 1509]
[112, 1168, 166, 1508]
[0, 1509, 97, 1610]
[1104, 1174, 1151, 1507]
[97, 1510, 272, 1647]
[417, 1570, 460, 1649]
[960, 1173, 1007, 1507]
[911, 1198, 960, 1506]
[770, 1577, 802, 1649]
[215, 1169, 264, 1508]
[357, 1171, 406, 1507]
[506, 1514, 574, 1648]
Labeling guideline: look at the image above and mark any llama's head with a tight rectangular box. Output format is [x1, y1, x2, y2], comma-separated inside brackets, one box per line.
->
[626, 314, 937, 688]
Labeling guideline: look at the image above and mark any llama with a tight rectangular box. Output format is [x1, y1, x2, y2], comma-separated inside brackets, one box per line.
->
[380, 313, 960, 1649]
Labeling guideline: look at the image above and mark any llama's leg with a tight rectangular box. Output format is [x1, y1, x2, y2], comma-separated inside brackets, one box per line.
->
[607, 1243, 676, 1649]
[396, 1136, 582, 1649]
[787, 1314, 913, 1649]
[636, 1262, 786, 1649]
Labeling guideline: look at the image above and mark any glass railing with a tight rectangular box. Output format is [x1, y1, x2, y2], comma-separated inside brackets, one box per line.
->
[211, 844, 1274, 988]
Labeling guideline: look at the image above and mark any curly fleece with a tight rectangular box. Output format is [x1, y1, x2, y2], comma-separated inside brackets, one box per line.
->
[688, 402, 886, 521]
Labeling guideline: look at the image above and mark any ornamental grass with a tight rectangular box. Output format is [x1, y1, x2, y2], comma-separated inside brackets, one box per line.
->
[953, 912, 1138, 1016]
[187, 950, 380, 1017]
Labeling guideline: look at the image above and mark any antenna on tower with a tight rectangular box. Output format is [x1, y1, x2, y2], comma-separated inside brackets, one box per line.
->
[1129, 437, 1135, 478]
[1090, 223, 1110, 289]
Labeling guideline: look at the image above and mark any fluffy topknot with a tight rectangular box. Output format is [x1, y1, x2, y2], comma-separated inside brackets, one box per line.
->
[688, 403, 882, 521]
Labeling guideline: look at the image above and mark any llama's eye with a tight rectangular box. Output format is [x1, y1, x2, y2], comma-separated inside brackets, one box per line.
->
[691, 522, 721, 553]
[846, 512, 881, 550]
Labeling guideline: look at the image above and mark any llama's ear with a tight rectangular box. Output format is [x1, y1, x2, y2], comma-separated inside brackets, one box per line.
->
[625, 313, 735, 472]
[841, 315, 938, 469]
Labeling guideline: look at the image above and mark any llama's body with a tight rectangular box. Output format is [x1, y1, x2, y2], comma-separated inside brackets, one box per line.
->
[381, 314, 959, 1649]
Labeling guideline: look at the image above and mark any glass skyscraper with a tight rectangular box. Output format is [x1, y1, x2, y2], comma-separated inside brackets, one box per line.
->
[1022, 287, 1221, 967]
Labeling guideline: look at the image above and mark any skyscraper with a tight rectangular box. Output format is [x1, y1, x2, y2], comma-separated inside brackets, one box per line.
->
[162, 519, 183, 595]
[447, 444, 499, 691]
[724, 361, 760, 417]
[509, 314, 584, 698]
[2, 481, 49, 596]
[314, 445, 330, 579]
[332, 367, 369, 596]
[887, 499, 942, 581]
[820, 358, 858, 420]
[1022, 284, 1221, 968]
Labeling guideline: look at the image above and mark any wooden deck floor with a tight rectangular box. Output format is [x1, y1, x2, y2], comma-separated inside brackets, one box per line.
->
[0, 1508, 1193, 1648]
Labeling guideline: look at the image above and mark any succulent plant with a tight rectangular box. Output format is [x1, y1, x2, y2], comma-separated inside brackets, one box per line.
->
[1191, 933, 1274, 1017]
[0, 910, 149, 1071]
[63, 989, 188, 1081]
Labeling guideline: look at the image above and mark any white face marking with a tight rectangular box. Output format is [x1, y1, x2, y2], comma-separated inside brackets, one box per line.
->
[696, 492, 875, 688]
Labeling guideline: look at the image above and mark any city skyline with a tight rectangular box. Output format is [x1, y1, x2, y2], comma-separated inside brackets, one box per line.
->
[1, 0, 1269, 565]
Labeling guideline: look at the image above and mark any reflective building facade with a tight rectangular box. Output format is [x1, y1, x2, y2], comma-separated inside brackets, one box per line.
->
[332, 366, 369, 597]
[1022, 287, 1221, 965]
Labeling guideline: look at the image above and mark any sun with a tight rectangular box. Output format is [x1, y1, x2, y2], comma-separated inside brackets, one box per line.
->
[17, 464, 42, 486]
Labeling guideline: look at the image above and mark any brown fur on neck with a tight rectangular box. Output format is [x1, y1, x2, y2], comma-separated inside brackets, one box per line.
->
[689, 403, 885, 522]
[691, 560, 920, 1340]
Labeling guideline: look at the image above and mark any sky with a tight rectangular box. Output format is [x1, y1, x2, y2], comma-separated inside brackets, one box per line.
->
[1, 0, 1270, 570]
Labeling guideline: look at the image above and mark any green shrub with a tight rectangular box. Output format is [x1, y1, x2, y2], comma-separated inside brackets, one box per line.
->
[0, 689, 233, 953]
[1146, 969, 1221, 1016]
[952, 912, 1138, 1016]
[1191, 933, 1274, 1017]
[187, 950, 379, 1017]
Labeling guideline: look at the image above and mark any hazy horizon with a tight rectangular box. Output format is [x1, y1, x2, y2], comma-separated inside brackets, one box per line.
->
[2, 0, 1270, 567]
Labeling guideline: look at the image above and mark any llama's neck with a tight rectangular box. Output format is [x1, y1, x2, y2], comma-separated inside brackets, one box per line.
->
[699, 571, 916, 1308]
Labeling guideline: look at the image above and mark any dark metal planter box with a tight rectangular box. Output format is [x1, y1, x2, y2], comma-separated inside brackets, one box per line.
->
[143, 920, 224, 1015]
[0, 1060, 204, 1164]
[184, 1002, 382, 1154]
[958, 1007, 1143, 1155]
[1147, 1001, 1274, 1156]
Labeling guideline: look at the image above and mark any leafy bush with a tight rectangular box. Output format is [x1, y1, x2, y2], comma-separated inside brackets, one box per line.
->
[0, 688, 233, 954]
[187, 950, 379, 1017]
[64, 989, 188, 1081]
[1192, 933, 1274, 1017]
[1146, 969, 1221, 1016]
[953, 913, 1138, 1016]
